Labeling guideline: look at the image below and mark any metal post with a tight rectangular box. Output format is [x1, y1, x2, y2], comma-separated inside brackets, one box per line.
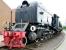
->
[21, 19, 22, 28]
[11, 10, 12, 24]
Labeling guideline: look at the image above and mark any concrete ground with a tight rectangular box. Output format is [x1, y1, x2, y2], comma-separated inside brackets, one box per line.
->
[56, 30, 66, 50]
[0, 35, 5, 47]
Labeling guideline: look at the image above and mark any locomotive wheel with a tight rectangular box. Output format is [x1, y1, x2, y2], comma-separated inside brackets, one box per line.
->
[47, 34, 51, 39]
[28, 32, 37, 41]
[22, 37, 27, 45]
[50, 34, 53, 38]
[44, 34, 52, 40]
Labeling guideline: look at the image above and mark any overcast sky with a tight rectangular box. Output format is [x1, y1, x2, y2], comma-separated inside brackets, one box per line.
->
[3, 0, 66, 26]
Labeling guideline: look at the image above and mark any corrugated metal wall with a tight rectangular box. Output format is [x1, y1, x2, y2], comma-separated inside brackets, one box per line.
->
[0, 0, 11, 31]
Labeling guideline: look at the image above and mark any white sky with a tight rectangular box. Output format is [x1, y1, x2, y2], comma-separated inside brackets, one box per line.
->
[3, 0, 66, 26]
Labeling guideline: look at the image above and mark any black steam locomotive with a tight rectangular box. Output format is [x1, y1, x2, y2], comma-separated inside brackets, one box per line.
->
[12, 0, 62, 43]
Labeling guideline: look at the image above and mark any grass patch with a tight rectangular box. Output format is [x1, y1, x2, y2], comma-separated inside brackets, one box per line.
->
[63, 26, 66, 29]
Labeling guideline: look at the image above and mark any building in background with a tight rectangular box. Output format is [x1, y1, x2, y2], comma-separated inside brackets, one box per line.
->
[0, 0, 15, 31]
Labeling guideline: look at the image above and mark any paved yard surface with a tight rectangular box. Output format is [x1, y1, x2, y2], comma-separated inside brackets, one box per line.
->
[56, 30, 66, 50]
[0, 35, 5, 47]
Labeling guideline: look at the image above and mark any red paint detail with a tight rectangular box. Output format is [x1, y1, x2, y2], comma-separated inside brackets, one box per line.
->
[3, 31, 26, 49]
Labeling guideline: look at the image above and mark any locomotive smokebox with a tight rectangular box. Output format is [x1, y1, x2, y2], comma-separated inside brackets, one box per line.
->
[16, 2, 37, 23]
